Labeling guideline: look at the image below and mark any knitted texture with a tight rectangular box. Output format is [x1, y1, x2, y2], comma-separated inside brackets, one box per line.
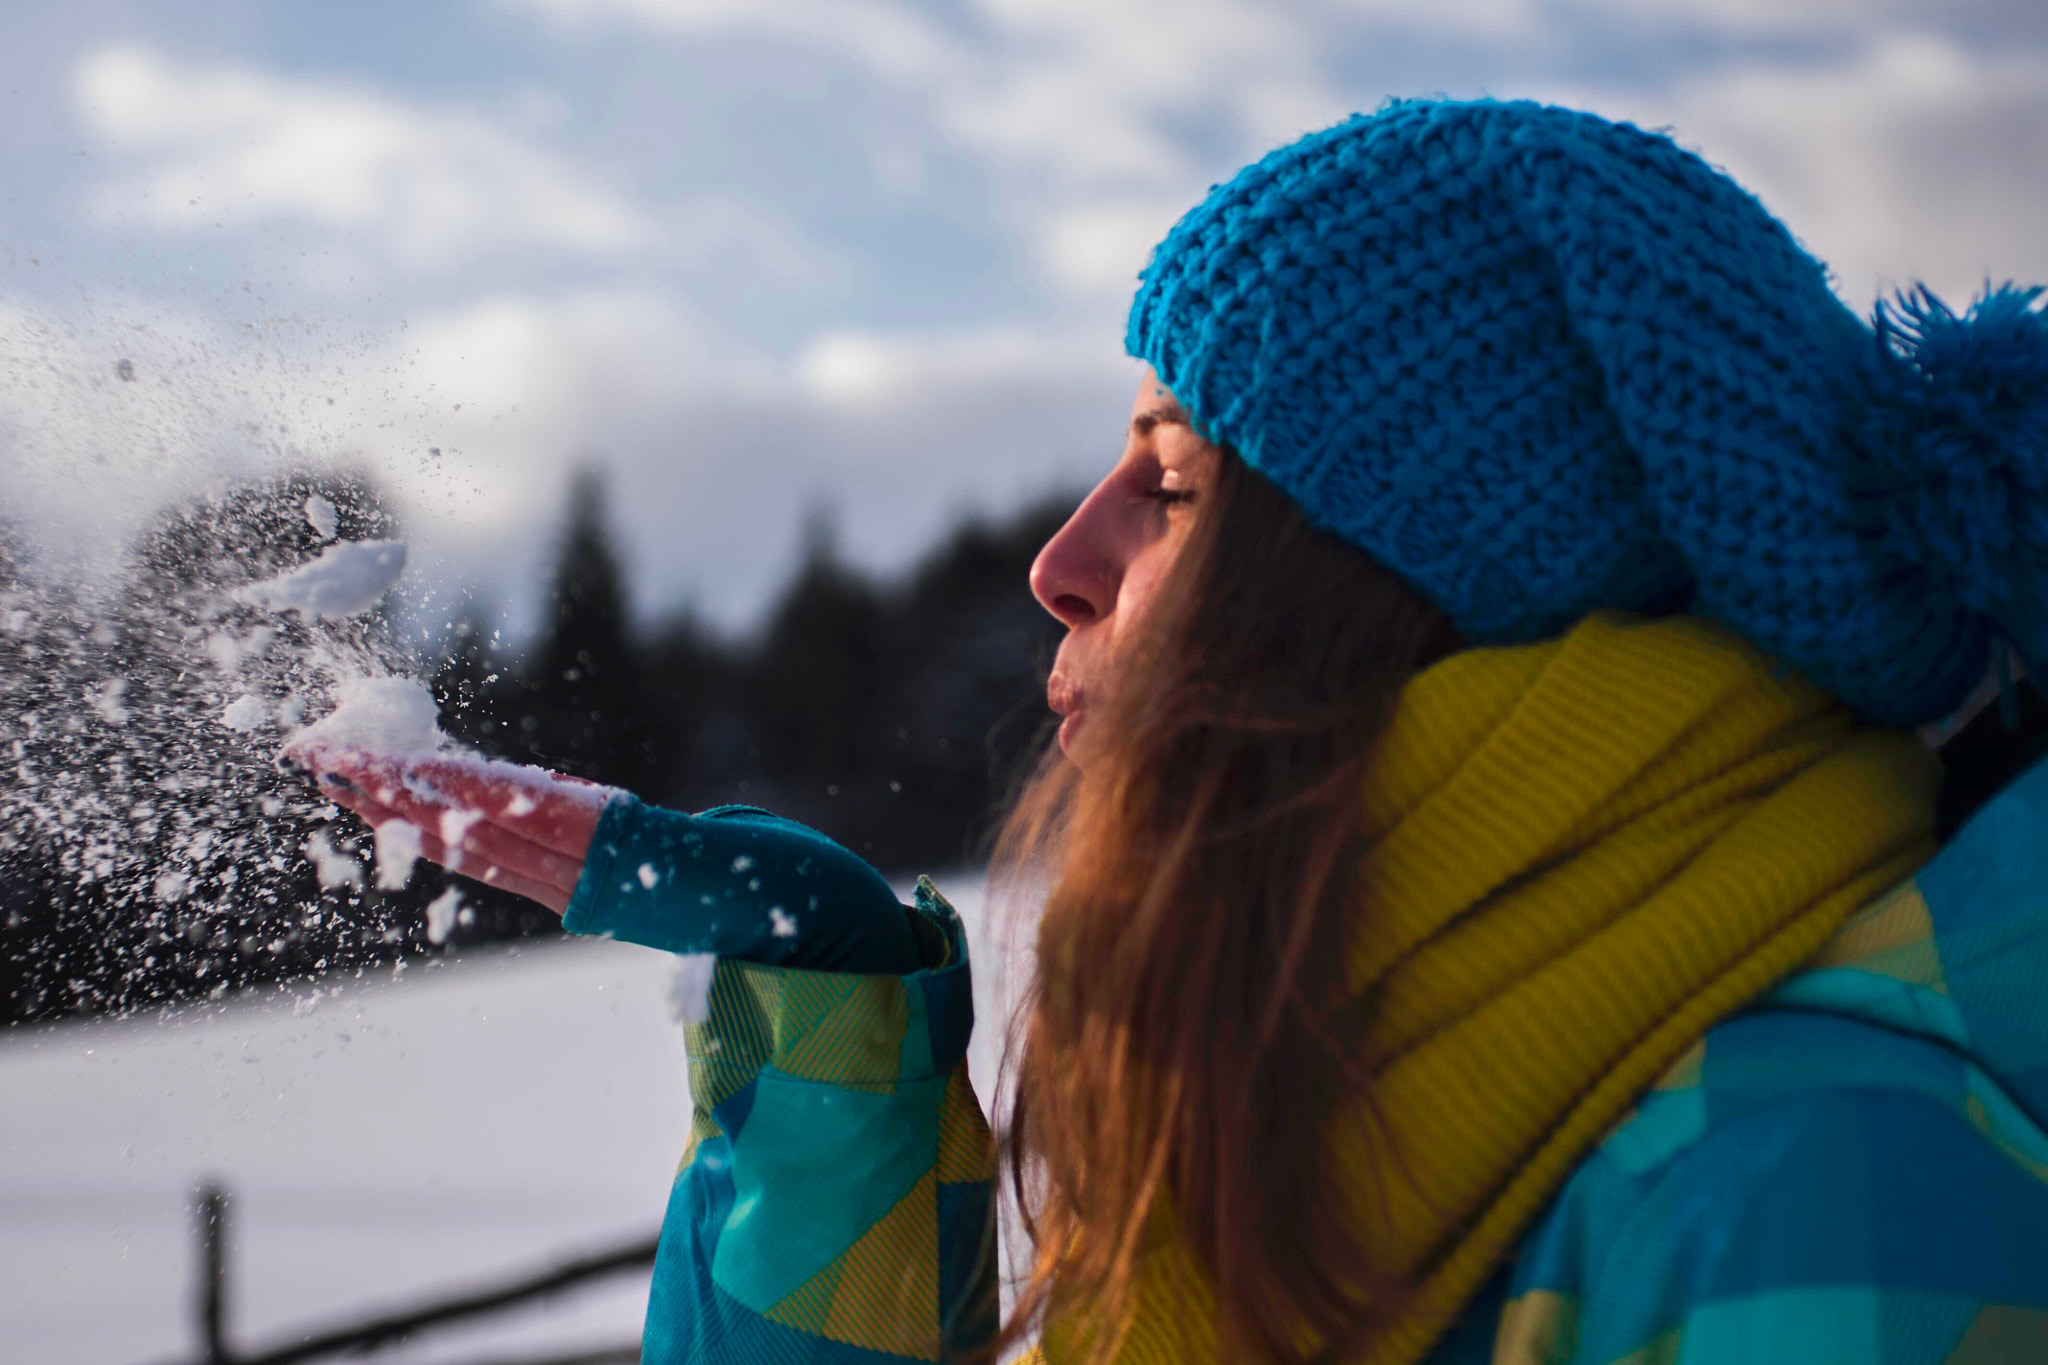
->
[1126, 99, 2048, 726]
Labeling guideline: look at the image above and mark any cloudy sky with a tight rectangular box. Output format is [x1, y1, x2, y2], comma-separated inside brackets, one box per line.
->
[3, 0, 2046, 633]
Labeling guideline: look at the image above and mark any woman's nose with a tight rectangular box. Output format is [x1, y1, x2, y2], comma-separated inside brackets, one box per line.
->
[1031, 493, 1116, 628]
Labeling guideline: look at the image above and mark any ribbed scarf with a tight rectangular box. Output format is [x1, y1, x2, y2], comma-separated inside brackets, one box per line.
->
[1046, 612, 1940, 1365]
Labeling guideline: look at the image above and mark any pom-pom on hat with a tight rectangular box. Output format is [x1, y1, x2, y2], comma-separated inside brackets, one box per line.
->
[1127, 98, 2048, 727]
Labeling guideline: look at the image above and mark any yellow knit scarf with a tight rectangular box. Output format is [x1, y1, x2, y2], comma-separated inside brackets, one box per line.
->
[1045, 612, 1940, 1365]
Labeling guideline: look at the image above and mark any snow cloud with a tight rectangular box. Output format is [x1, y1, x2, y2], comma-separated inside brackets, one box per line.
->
[0, 291, 344, 565]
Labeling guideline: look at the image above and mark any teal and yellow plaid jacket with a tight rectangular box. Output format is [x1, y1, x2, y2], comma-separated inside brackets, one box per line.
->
[1425, 750, 2048, 1363]
[570, 755, 2048, 1364]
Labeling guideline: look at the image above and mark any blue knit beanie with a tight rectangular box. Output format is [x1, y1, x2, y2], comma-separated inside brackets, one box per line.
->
[1127, 98, 2048, 727]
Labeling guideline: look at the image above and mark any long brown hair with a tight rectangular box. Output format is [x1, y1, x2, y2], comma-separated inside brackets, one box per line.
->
[989, 445, 1463, 1364]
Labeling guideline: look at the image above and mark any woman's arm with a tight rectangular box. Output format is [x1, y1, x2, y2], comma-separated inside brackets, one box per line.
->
[286, 743, 997, 1363]
[286, 743, 925, 972]
[566, 796, 927, 973]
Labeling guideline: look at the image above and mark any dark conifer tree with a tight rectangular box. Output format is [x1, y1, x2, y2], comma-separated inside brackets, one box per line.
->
[874, 493, 1074, 865]
[748, 506, 890, 784]
[521, 469, 657, 790]
[641, 607, 735, 806]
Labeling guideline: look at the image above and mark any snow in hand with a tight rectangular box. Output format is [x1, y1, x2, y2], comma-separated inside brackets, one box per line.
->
[375, 819, 424, 891]
[284, 676, 610, 813]
[236, 540, 407, 620]
[281, 675, 614, 913]
[289, 675, 450, 755]
[287, 677, 452, 891]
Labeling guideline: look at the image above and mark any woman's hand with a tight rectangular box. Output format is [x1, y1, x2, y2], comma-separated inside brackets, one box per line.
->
[282, 740, 614, 913]
[281, 736, 924, 973]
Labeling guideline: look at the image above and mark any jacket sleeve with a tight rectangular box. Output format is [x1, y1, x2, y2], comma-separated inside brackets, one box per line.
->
[563, 795, 927, 974]
[574, 855, 997, 1365]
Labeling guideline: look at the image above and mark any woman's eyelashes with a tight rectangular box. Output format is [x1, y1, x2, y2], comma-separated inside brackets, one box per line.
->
[1139, 485, 1197, 506]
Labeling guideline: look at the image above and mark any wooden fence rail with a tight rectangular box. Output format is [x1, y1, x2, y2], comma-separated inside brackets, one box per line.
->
[149, 1181, 656, 1365]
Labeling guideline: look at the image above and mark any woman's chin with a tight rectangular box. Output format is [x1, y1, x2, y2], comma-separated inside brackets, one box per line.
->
[1057, 710, 1083, 755]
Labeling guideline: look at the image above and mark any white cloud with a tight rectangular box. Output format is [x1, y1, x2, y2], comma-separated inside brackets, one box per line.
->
[925, 1, 1345, 305]
[1544, 31, 2048, 308]
[348, 305, 1131, 626]
[794, 325, 1111, 407]
[506, 0, 957, 82]
[501, 0, 1355, 299]
[351, 290, 770, 528]
[1032, 200, 1188, 302]
[1313, 0, 1544, 39]
[494, 0, 2048, 318]
[1566, 0, 2039, 39]
[72, 46, 654, 270]
[22, 0, 2047, 639]
[947, 0, 1319, 178]
[1568, 0, 1877, 34]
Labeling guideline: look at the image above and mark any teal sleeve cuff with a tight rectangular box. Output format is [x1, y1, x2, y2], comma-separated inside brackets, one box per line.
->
[560, 793, 646, 938]
[561, 793, 924, 974]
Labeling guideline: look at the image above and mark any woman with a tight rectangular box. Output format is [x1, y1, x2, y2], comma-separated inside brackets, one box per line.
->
[293, 99, 2048, 1364]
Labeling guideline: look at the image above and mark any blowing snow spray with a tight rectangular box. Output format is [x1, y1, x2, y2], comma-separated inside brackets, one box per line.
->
[0, 475, 447, 1018]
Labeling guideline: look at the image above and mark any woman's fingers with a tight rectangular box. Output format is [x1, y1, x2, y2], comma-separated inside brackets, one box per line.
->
[310, 763, 458, 843]
[280, 736, 606, 916]
[312, 767, 584, 894]
[325, 778, 584, 897]
[437, 813, 585, 895]
[450, 855, 572, 914]
[286, 744, 607, 860]
[374, 754, 608, 856]
[315, 782, 575, 914]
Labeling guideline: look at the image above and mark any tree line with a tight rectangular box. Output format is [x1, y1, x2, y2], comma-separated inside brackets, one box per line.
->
[0, 469, 1074, 1025]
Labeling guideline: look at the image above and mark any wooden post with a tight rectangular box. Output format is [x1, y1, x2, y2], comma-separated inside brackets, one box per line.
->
[197, 1181, 232, 1365]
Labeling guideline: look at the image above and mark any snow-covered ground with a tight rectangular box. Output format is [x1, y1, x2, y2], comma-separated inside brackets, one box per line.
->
[0, 871, 1016, 1365]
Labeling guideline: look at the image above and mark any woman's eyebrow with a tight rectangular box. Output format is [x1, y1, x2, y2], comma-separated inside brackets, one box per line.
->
[1131, 401, 1192, 435]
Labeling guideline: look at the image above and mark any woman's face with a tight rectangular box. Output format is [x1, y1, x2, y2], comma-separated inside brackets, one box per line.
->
[1031, 369, 1217, 759]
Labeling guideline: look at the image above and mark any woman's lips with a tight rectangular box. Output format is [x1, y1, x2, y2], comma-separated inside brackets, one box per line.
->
[1046, 673, 1081, 716]
[1048, 674, 1085, 751]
